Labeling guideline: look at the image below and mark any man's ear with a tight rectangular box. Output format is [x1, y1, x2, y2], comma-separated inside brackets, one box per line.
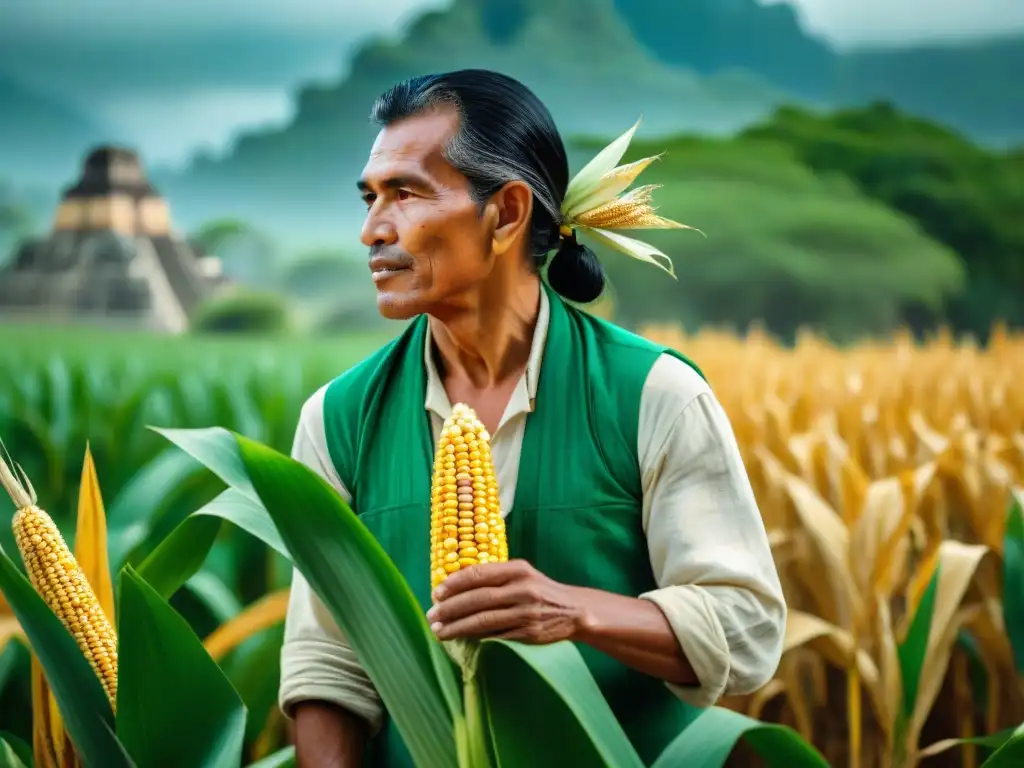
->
[488, 180, 534, 257]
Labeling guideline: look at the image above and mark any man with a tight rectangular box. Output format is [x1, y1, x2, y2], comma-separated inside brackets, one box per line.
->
[279, 69, 786, 767]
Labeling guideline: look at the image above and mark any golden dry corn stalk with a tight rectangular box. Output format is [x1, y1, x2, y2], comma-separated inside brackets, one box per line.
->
[635, 322, 1024, 767]
[430, 403, 508, 592]
[0, 447, 118, 708]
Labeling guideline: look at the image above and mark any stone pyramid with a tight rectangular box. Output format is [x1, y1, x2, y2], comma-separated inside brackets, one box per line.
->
[0, 146, 227, 333]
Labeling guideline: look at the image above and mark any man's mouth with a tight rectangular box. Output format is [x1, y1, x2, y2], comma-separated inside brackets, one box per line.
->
[371, 266, 411, 283]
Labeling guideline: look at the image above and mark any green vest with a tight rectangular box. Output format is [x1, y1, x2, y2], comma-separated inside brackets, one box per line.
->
[322, 283, 706, 766]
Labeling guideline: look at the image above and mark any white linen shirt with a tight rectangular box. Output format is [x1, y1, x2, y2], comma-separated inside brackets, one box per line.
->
[278, 288, 786, 733]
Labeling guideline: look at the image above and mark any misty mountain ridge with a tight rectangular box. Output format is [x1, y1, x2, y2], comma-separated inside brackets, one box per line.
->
[836, 34, 1024, 146]
[154, 0, 1024, 242]
[1, 0, 1022, 246]
[616, 0, 1023, 145]
[154, 0, 799, 242]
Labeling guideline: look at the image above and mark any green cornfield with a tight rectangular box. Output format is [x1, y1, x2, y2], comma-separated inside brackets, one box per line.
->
[0, 325, 397, 759]
[0, 320, 1022, 767]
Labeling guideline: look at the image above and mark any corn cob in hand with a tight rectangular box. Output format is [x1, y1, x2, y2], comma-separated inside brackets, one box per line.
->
[430, 403, 508, 592]
[430, 404, 506, 768]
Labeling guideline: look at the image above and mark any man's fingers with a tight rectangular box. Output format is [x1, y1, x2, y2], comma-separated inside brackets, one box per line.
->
[429, 583, 534, 624]
[433, 607, 525, 640]
[432, 560, 529, 598]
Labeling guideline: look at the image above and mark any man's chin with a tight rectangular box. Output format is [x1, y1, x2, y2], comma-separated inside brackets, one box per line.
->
[375, 291, 424, 320]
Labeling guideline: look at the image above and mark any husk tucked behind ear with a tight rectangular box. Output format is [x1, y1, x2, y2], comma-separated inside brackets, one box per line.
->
[560, 116, 702, 278]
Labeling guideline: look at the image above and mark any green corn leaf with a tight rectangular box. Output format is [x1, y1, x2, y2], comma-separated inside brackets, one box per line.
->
[0, 731, 31, 768]
[980, 723, 1024, 767]
[115, 565, 247, 768]
[105, 448, 207, 568]
[0, 641, 26, 696]
[155, 426, 460, 768]
[136, 488, 286, 600]
[428, 635, 464, 720]
[0, 546, 134, 768]
[898, 562, 939, 718]
[480, 639, 644, 768]
[429, 638, 472, 767]
[135, 513, 221, 599]
[1002, 488, 1024, 673]
[247, 745, 296, 768]
[650, 707, 830, 768]
[0, 737, 27, 768]
[184, 569, 244, 625]
[152, 426, 255, 494]
[915, 725, 1023, 762]
[225, 625, 285, 747]
[901, 542, 987, 754]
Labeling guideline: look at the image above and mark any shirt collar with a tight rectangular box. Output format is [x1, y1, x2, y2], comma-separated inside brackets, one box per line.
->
[423, 284, 550, 427]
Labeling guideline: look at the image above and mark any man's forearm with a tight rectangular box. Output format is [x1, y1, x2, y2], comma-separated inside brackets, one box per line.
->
[570, 586, 699, 687]
[293, 701, 369, 768]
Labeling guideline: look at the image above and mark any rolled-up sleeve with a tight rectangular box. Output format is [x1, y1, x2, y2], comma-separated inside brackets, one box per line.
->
[636, 354, 786, 708]
[278, 387, 384, 733]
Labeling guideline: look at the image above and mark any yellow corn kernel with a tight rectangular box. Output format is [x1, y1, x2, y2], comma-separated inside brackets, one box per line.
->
[12, 505, 119, 707]
[430, 403, 508, 591]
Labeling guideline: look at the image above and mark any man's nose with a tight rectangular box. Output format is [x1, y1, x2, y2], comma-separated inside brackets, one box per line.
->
[360, 211, 398, 248]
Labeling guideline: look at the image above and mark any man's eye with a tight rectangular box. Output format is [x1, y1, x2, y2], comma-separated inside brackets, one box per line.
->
[362, 194, 376, 207]
[397, 189, 412, 201]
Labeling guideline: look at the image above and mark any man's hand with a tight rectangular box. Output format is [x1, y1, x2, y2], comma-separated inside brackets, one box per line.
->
[428, 559, 700, 687]
[426, 559, 586, 644]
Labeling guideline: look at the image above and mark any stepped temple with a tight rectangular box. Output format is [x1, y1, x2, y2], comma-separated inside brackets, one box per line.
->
[0, 146, 227, 332]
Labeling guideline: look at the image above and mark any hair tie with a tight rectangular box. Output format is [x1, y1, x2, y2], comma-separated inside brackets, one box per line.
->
[558, 224, 574, 239]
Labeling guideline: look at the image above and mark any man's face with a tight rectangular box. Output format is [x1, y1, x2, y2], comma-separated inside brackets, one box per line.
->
[358, 106, 495, 320]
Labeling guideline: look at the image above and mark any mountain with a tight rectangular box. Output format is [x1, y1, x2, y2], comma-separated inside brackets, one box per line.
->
[614, 0, 1024, 147]
[836, 35, 1024, 147]
[159, 0, 1024, 244]
[0, 75, 111, 188]
[156, 0, 791, 244]
[615, 0, 837, 98]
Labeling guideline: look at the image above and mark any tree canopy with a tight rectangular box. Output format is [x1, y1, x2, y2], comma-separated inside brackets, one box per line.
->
[568, 134, 965, 343]
[740, 102, 1024, 337]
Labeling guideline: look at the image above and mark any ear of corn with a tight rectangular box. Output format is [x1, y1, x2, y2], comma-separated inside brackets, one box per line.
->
[429, 403, 506, 767]
[430, 403, 508, 592]
[0, 447, 119, 709]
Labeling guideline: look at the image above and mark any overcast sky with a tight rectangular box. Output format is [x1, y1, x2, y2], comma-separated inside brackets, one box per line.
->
[763, 0, 1024, 45]
[4, 0, 1023, 47]
[4, 0, 1019, 167]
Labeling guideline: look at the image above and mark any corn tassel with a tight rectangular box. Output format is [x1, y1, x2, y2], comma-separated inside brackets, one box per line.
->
[0, 448, 118, 709]
[430, 403, 507, 591]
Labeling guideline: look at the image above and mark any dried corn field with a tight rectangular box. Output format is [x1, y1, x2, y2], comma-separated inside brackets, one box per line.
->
[641, 322, 1024, 768]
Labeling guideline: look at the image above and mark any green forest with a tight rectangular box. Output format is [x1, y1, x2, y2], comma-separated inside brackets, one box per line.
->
[587, 100, 1023, 342]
